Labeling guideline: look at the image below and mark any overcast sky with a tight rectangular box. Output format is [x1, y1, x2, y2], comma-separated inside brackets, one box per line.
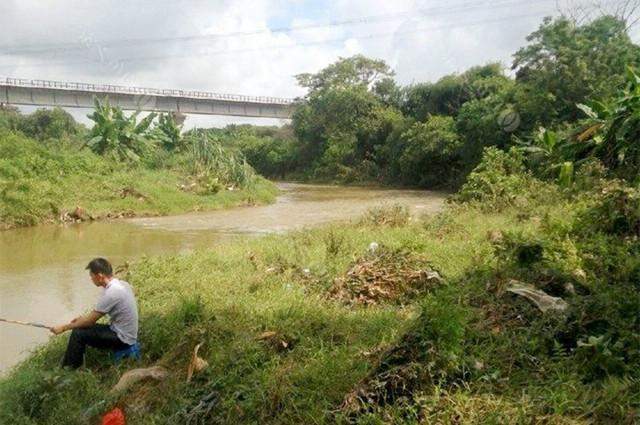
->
[1, 0, 638, 127]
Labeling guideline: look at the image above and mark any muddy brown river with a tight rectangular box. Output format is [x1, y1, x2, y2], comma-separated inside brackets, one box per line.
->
[0, 183, 445, 373]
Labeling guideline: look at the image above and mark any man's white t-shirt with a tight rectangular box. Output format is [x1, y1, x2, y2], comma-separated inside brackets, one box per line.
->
[95, 278, 139, 345]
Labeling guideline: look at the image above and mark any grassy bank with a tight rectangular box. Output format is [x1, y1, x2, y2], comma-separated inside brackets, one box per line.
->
[0, 130, 278, 229]
[1, 188, 637, 423]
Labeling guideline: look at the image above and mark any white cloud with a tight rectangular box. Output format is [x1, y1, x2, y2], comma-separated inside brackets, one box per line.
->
[2, 0, 636, 128]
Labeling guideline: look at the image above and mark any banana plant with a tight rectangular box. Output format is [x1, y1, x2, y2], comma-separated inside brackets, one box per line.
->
[151, 113, 183, 152]
[573, 67, 640, 180]
[515, 127, 574, 183]
[86, 98, 156, 162]
[517, 127, 559, 158]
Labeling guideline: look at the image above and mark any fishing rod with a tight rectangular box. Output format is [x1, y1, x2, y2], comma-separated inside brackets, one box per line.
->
[0, 318, 51, 330]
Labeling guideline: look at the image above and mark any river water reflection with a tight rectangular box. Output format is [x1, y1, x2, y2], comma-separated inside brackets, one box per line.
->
[0, 183, 445, 373]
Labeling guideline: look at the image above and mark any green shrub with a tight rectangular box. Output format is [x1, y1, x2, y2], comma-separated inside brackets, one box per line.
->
[394, 115, 463, 187]
[486, 194, 640, 384]
[454, 147, 555, 210]
[359, 204, 410, 227]
[572, 67, 640, 181]
[0, 105, 21, 131]
[493, 228, 584, 296]
[572, 158, 608, 193]
[236, 133, 299, 178]
[575, 181, 640, 237]
[18, 108, 83, 141]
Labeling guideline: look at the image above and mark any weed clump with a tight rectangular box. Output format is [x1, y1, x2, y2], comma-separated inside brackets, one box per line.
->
[338, 295, 467, 418]
[576, 181, 640, 238]
[0, 368, 104, 425]
[359, 204, 410, 227]
[329, 246, 442, 306]
[184, 133, 257, 193]
[479, 198, 640, 383]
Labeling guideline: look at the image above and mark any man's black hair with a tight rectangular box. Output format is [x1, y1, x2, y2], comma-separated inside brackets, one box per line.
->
[86, 258, 113, 275]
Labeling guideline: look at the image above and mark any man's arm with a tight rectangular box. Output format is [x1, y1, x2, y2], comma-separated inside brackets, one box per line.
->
[50, 311, 104, 335]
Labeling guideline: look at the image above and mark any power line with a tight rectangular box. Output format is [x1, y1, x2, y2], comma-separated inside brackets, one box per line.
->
[0, 0, 558, 55]
[0, 0, 626, 72]
[117, 12, 554, 63]
[0, 10, 552, 71]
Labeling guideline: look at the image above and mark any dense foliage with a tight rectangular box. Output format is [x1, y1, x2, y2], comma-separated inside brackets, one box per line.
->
[0, 105, 83, 142]
[0, 101, 275, 229]
[224, 15, 639, 189]
[573, 68, 640, 180]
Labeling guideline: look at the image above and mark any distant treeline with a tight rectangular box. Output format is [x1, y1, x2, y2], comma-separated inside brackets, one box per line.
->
[206, 15, 639, 188]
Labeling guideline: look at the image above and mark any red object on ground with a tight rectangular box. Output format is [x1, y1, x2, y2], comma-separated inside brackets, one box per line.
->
[101, 407, 126, 425]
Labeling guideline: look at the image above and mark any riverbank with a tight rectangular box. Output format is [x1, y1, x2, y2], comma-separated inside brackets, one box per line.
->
[1, 193, 637, 423]
[0, 131, 278, 230]
[0, 183, 445, 373]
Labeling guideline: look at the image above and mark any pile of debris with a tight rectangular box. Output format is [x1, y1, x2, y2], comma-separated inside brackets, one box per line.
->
[59, 206, 93, 223]
[329, 246, 443, 306]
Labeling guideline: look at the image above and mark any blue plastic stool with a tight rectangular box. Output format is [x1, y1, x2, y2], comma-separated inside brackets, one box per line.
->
[113, 342, 141, 363]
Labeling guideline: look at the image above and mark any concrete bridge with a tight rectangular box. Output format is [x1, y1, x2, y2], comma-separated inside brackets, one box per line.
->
[0, 77, 294, 119]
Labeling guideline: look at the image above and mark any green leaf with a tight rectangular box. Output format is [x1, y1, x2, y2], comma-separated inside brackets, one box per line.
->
[542, 129, 557, 151]
[577, 103, 598, 119]
[558, 161, 574, 187]
[625, 66, 640, 86]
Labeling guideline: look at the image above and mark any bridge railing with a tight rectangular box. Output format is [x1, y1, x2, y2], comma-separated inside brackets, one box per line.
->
[1, 77, 295, 105]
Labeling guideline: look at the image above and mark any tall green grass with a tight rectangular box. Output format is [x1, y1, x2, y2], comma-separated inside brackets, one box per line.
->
[186, 133, 255, 190]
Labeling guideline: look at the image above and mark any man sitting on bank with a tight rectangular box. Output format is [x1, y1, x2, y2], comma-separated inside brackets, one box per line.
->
[51, 258, 139, 369]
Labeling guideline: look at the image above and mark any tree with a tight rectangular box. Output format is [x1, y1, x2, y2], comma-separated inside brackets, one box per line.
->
[401, 63, 508, 121]
[372, 77, 403, 108]
[0, 105, 21, 132]
[512, 16, 640, 124]
[393, 115, 463, 187]
[17, 107, 81, 141]
[292, 56, 399, 180]
[556, 0, 640, 28]
[454, 77, 517, 173]
[293, 85, 385, 178]
[295, 55, 394, 97]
